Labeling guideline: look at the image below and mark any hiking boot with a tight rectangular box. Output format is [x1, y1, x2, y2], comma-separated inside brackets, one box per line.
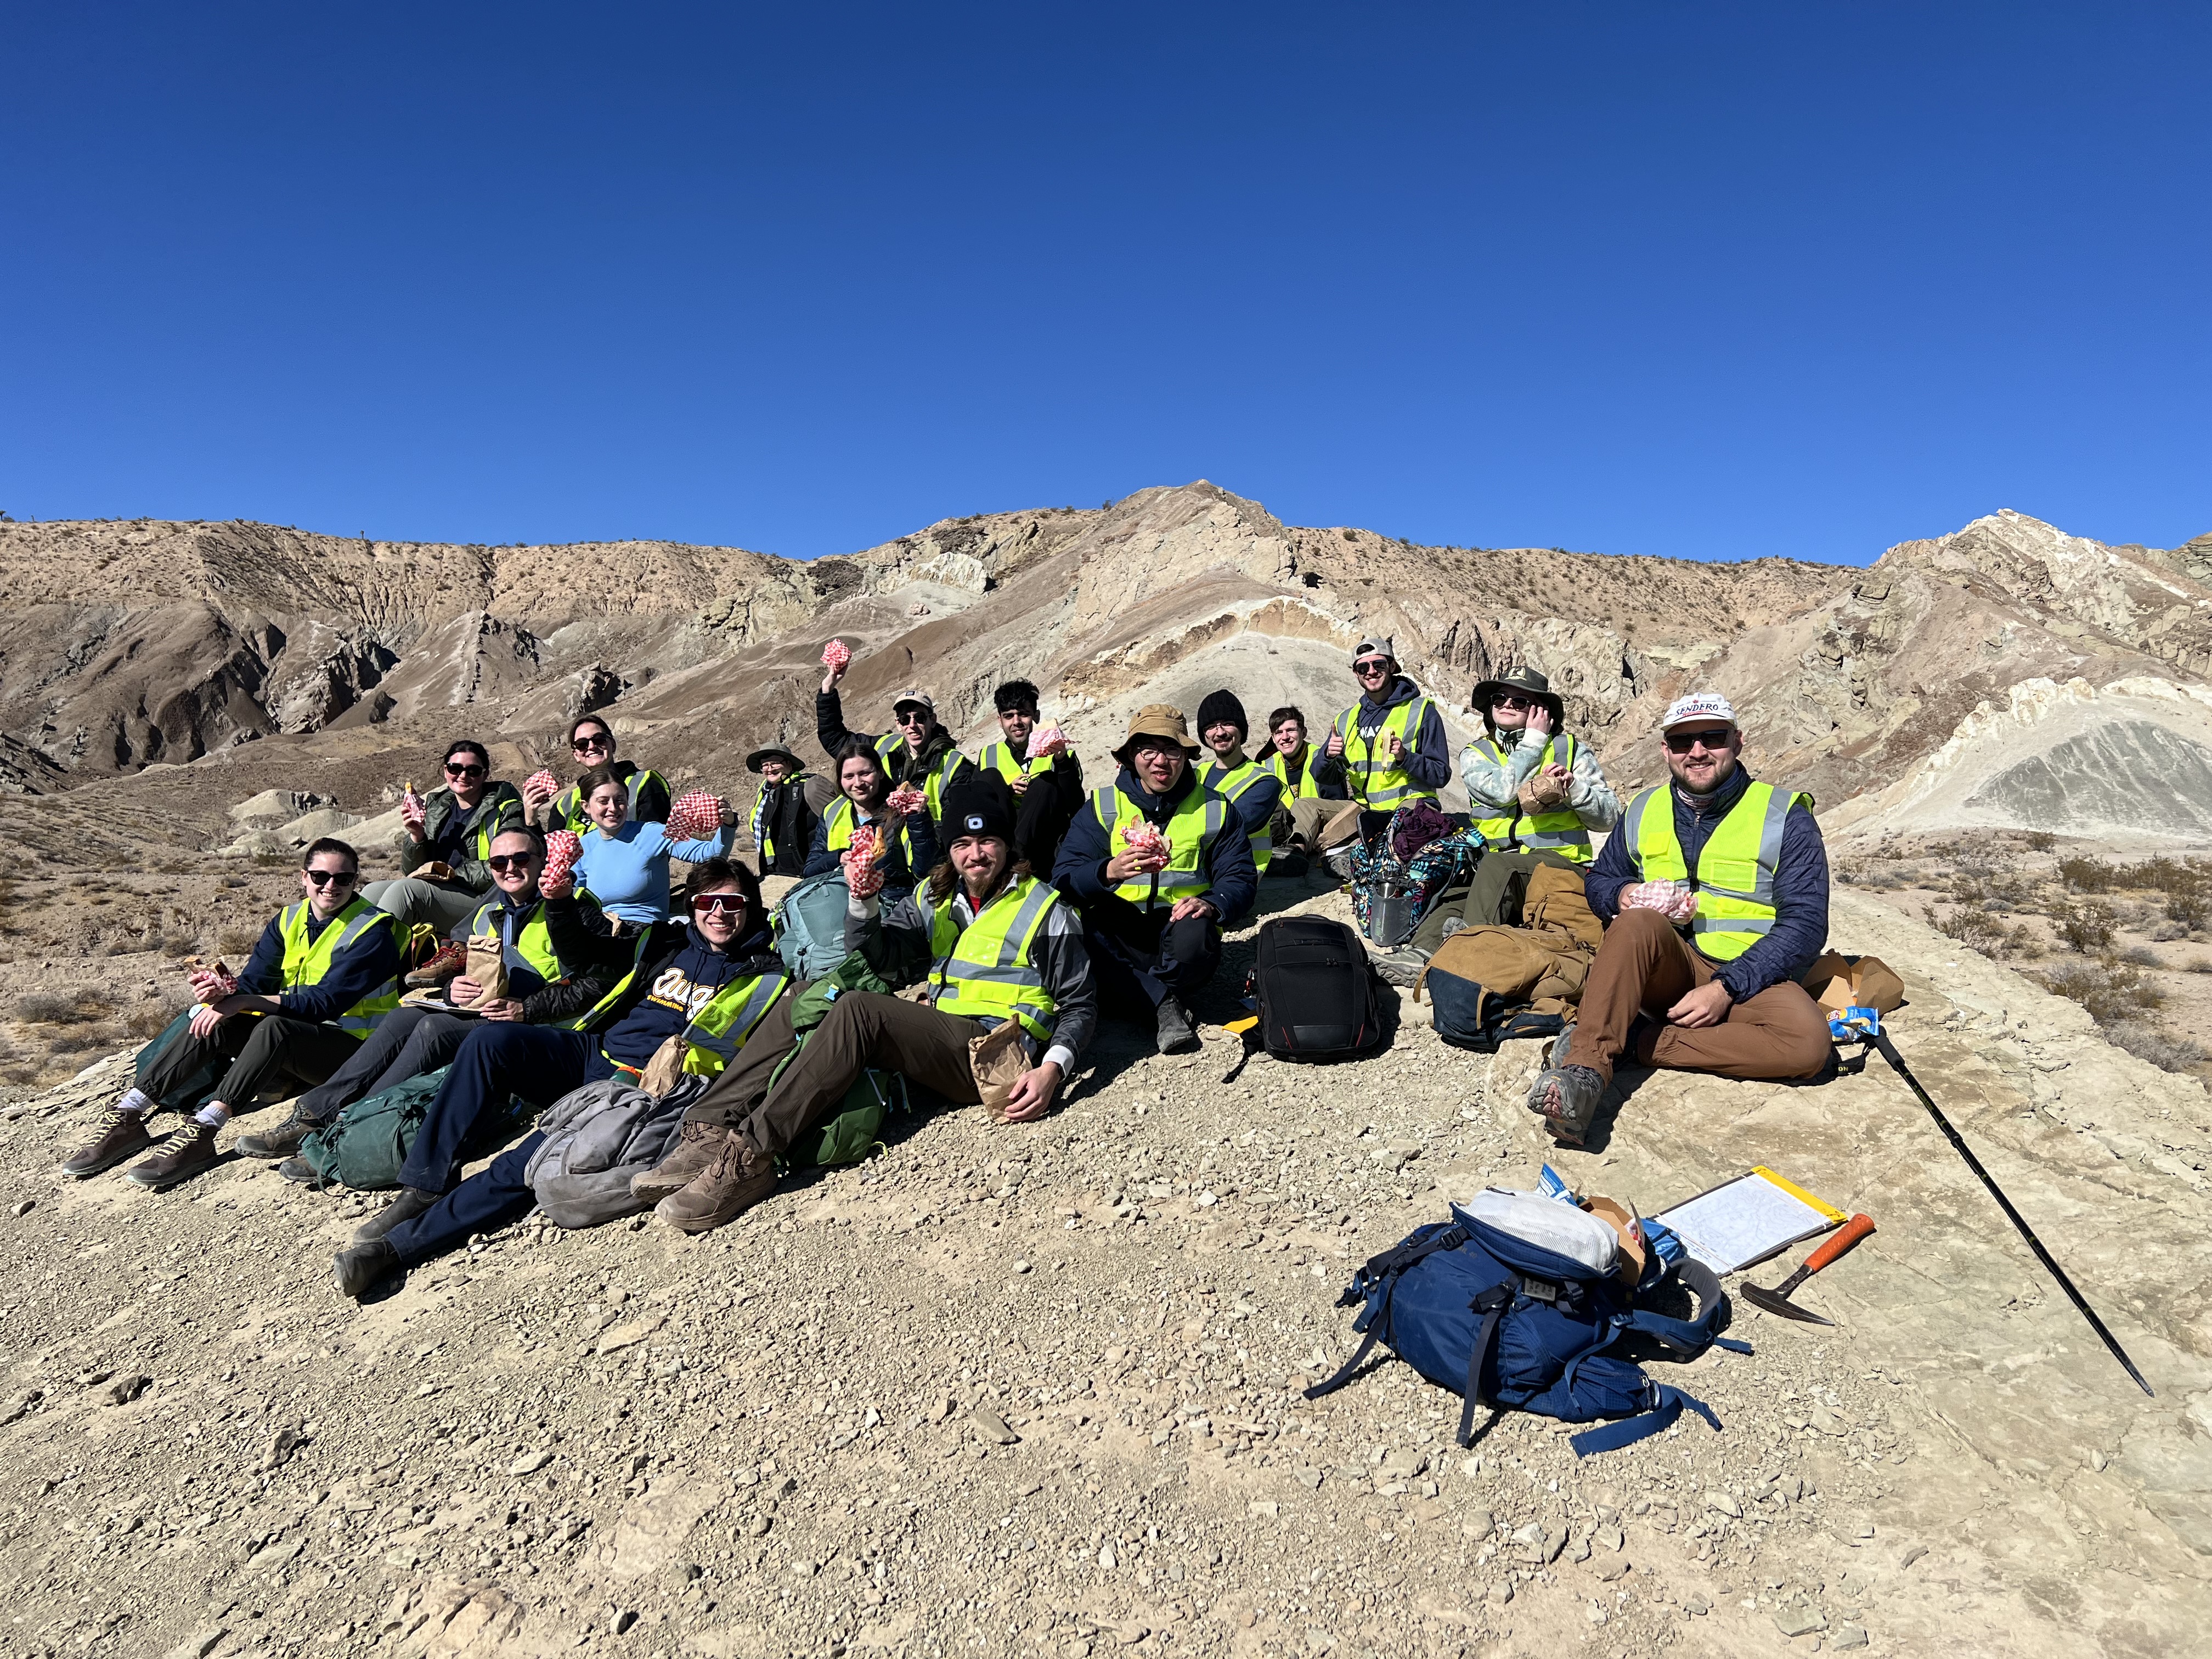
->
[1525, 1065, 1604, 1148]
[1322, 845, 1357, 883]
[353, 1187, 439, 1244]
[1374, 947, 1429, 988]
[334, 1239, 402, 1300]
[122, 1119, 223, 1190]
[404, 940, 469, 989]
[654, 1131, 777, 1234]
[275, 1156, 324, 1187]
[1154, 997, 1201, 1056]
[235, 1112, 318, 1160]
[61, 1107, 154, 1178]
[629, 1118, 726, 1204]
[1265, 851, 1310, 878]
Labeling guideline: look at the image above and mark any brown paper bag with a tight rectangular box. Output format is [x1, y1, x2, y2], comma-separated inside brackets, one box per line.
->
[637, 1034, 689, 1098]
[410, 860, 454, 882]
[1581, 1194, 1648, 1289]
[459, 933, 508, 1009]
[967, 1019, 1030, 1124]
[1801, 951, 1905, 1014]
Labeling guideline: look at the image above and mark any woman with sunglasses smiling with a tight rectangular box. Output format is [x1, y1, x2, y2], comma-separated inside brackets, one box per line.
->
[362, 738, 526, 933]
[61, 838, 404, 1191]
[523, 716, 671, 835]
[1460, 665, 1619, 863]
[570, 763, 738, 925]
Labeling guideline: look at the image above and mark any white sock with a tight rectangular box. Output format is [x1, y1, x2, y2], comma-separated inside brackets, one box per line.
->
[195, 1103, 230, 1129]
[115, 1087, 153, 1117]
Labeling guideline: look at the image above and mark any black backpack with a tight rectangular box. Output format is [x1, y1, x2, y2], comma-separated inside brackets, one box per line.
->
[1251, 916, 1386, 1062]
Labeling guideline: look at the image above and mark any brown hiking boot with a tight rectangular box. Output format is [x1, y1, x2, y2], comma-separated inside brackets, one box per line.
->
[235, 1111, 317, 1160]
[61, 1107, 155, 1178]
[629, 1119, 726, 1204]
[122, 1119, 224, 1190]
[654, 1131, 777, 1234]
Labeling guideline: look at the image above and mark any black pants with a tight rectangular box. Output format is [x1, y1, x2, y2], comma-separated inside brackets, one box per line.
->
[1076, 896, 1222, 1014]
[142, 1015, 362, 1114]
[386, 1133, 544, 1266]
[1013, 776, 1079, 879]
[294, 1005, 477, 1126]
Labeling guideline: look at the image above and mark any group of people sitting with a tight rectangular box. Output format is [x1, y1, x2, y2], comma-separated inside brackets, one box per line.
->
[57, 637, 1835, 1299]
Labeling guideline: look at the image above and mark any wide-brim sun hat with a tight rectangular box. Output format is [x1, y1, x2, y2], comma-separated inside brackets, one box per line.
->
[1471, 665, 1565, 725]
[1113, 703, 1200, 763]
[746, 746, 806, 774]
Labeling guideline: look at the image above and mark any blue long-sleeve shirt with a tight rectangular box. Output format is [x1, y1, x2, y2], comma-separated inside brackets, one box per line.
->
[1053, 764, 1260, 928]
[237, 902, 403, 1025]
[1584, 766, 1829, 1001]
[574, 819, 736, 925]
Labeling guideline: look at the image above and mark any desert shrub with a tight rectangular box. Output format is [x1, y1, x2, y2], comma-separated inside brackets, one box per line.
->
[2025, 831, 2056, 852]
[1925, 904, 2006, 953]
[2004, 924, 2044, 960]
[2057, 856, 2114, 894]
[159, 934, 194, 959]
[2101, 1022, 2208, 1075]
[2117, 944, 2162, 968]
[2038, 958, 2163, 1024]
[2152, 921, 2191, 943]
[123, 1002, 176, 1039]
[16, 992, 116, 1026]
[216, 925, 258, 957]
[2169, 888, 2210, 932]
[2053, 900, 2117, 955]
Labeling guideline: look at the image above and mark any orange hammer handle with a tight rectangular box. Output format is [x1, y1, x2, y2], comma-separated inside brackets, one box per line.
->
[1804, 1212, 1876, 1275]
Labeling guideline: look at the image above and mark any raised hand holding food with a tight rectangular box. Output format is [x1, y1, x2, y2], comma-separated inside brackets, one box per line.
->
[541, 830, 583, 897]
[665, 789, 724, 840]
[884, 782, 928, 817]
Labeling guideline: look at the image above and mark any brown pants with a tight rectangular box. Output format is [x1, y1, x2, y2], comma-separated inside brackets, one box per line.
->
[1562, 909, 1831, 1085]
[681, 992, 981, 1159]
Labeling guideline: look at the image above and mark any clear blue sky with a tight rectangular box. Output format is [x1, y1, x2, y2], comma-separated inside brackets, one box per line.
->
[3, 3, 2205, 566]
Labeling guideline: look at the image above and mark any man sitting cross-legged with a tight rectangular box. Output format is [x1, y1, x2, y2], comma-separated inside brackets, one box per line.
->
[61, 838, 401, 1191]
[635, 775, 1095, 1234]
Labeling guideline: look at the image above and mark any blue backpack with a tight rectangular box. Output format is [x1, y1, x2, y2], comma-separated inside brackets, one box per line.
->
[1307, 1206, 1748, 1457]
[773, 872, 856, 979]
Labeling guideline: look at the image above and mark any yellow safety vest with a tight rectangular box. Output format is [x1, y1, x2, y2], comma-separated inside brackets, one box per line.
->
[1199, 758, 1273, 874]
[928, 875, 1064, 1045]
[461, 894, 579, 994]
[550, 763, 667, 834]
[748, 772, 812, 866]
[679, 970, 794, 1077]
[1088, 783, 1230, 909]
[873, 734, 968, 820]
[822, 795, 921, 872]
[276, 898, 400, 1039]
[1467, 732, 1592, 862]
[977, 741, 1072, 786]
[1261, 746, 1324, 802]
[1623, 780, 1810, 962]
[1331, 695, 1438, 810]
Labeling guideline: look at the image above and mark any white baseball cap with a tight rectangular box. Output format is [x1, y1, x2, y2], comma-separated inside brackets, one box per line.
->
[1660, 692, 1737, 731]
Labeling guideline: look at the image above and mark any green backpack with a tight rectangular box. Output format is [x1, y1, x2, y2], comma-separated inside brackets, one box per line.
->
[772, 955, 906, 1170]
[295, 1066, 503, 1191]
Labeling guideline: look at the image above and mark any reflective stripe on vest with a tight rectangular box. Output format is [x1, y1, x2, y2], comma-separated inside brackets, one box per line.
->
[1200, 759, 1274, 874]
[680, 970, 793, 1077]
[576, 929, 656, 1035]
[464, 896, 566, 987]
[1468, 732, 1592, 862]
[927, 874, 1063, 1045]
[1261, 747, 1323, 802]
[978, 741, 1067, 785]
[278, 898, 400, 1039]
[749, 774, 810, 864]
[553, 764, 664, 834]
[1624, 780, 1807, 962]
[1090, 784, 1229, 908]
[1333, 695, 1437, 810]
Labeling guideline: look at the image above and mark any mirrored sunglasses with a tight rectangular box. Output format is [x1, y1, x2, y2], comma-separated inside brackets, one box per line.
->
[691, 893, 747, 915]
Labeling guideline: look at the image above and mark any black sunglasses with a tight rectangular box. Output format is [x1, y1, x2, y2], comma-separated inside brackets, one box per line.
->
[1354, 660, 1390, 676]
[571, 733, 612, 751]
[1664, 727, 1735, 754]
[304, 868, 357, 888]
[1492, 694, 1532, 709]
[486, 852, 537, 872]
[445, 761, 487, 778]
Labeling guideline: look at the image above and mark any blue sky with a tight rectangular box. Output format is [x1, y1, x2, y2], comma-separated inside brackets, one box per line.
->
[2, 3, 2204, 566]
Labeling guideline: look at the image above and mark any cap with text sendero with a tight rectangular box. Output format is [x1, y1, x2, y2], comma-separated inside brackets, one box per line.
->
[1660, 692, 1737, 731]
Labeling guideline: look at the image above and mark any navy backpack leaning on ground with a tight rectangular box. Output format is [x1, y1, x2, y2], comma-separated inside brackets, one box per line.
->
[1306, 1188, 1749, 1456]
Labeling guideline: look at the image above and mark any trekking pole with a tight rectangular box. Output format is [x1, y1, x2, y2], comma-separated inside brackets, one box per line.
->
[1870, 1029, 2153, 1397]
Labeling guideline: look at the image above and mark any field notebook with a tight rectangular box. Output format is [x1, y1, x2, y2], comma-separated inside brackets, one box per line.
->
[1655, 1166, 1845, 1275]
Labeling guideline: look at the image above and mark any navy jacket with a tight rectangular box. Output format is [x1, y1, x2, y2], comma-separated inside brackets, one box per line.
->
[1585, 766, 1829, 1002]
[1310, 675, 1453, 796]
[237, 904, 403, 1025]
[1053, 764, 1259, 928]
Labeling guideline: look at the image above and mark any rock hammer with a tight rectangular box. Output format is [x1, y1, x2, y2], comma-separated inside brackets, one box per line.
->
[1741, 1214, 1877, 1325]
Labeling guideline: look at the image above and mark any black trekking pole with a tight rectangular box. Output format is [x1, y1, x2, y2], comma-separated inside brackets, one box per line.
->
[1871, 1029, 2153, 1397]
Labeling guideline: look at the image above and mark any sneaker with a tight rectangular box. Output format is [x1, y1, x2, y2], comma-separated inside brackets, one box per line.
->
[122, 1119, 223, 1190]
[61, 1107, 155, 1178]
[1154, 996, 1201, 1056]
[629, 1119, 726, 1204]
[1374, 947, 1429, 988]
[1524, 1065, 1604, 1148]
[353, 1187, 439, 1244]
[654, 1131, 777, 1235]
[235, 1113, 317, 1160]
[334, 1239, 401, 1300]
[1322, 846, 1357, 883]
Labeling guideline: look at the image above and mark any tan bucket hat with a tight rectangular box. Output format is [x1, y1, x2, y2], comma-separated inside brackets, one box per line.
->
[1113, 703, 1200, 763]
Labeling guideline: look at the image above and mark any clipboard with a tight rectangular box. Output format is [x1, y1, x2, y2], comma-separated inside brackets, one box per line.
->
[1654, 1166, 1846, 1276]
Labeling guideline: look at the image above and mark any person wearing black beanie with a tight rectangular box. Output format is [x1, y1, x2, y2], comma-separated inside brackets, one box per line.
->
[1195, 687, 1289, 877]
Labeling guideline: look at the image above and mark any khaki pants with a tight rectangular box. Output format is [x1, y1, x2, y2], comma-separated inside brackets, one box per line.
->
[1279, 797, 1361, 852]
[1562, 909, 1831, 1085]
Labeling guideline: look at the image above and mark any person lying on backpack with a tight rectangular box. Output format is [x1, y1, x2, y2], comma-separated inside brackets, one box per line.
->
[634, 776, 1095, 1234]
[817, 656, 977, 823]
[363, 739, 526, 932]
[1195, 688, 1290, 876]
[1052, 704, 1255, 1056]
[801, 742, 941, 897]
[522, 715, 672, 834]
[236, 827, 619, 1171]
[746, 744, 826, 879]
[331, 859, 793, 1297]
[973, 679, 1086, 875]
[345, 850, 791, 1248]
[569, 762, 737, 924]
[1460, 667, 1619, 864]
[1523, 693, 1832, 1146]
[61, 838, 402, 1192]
